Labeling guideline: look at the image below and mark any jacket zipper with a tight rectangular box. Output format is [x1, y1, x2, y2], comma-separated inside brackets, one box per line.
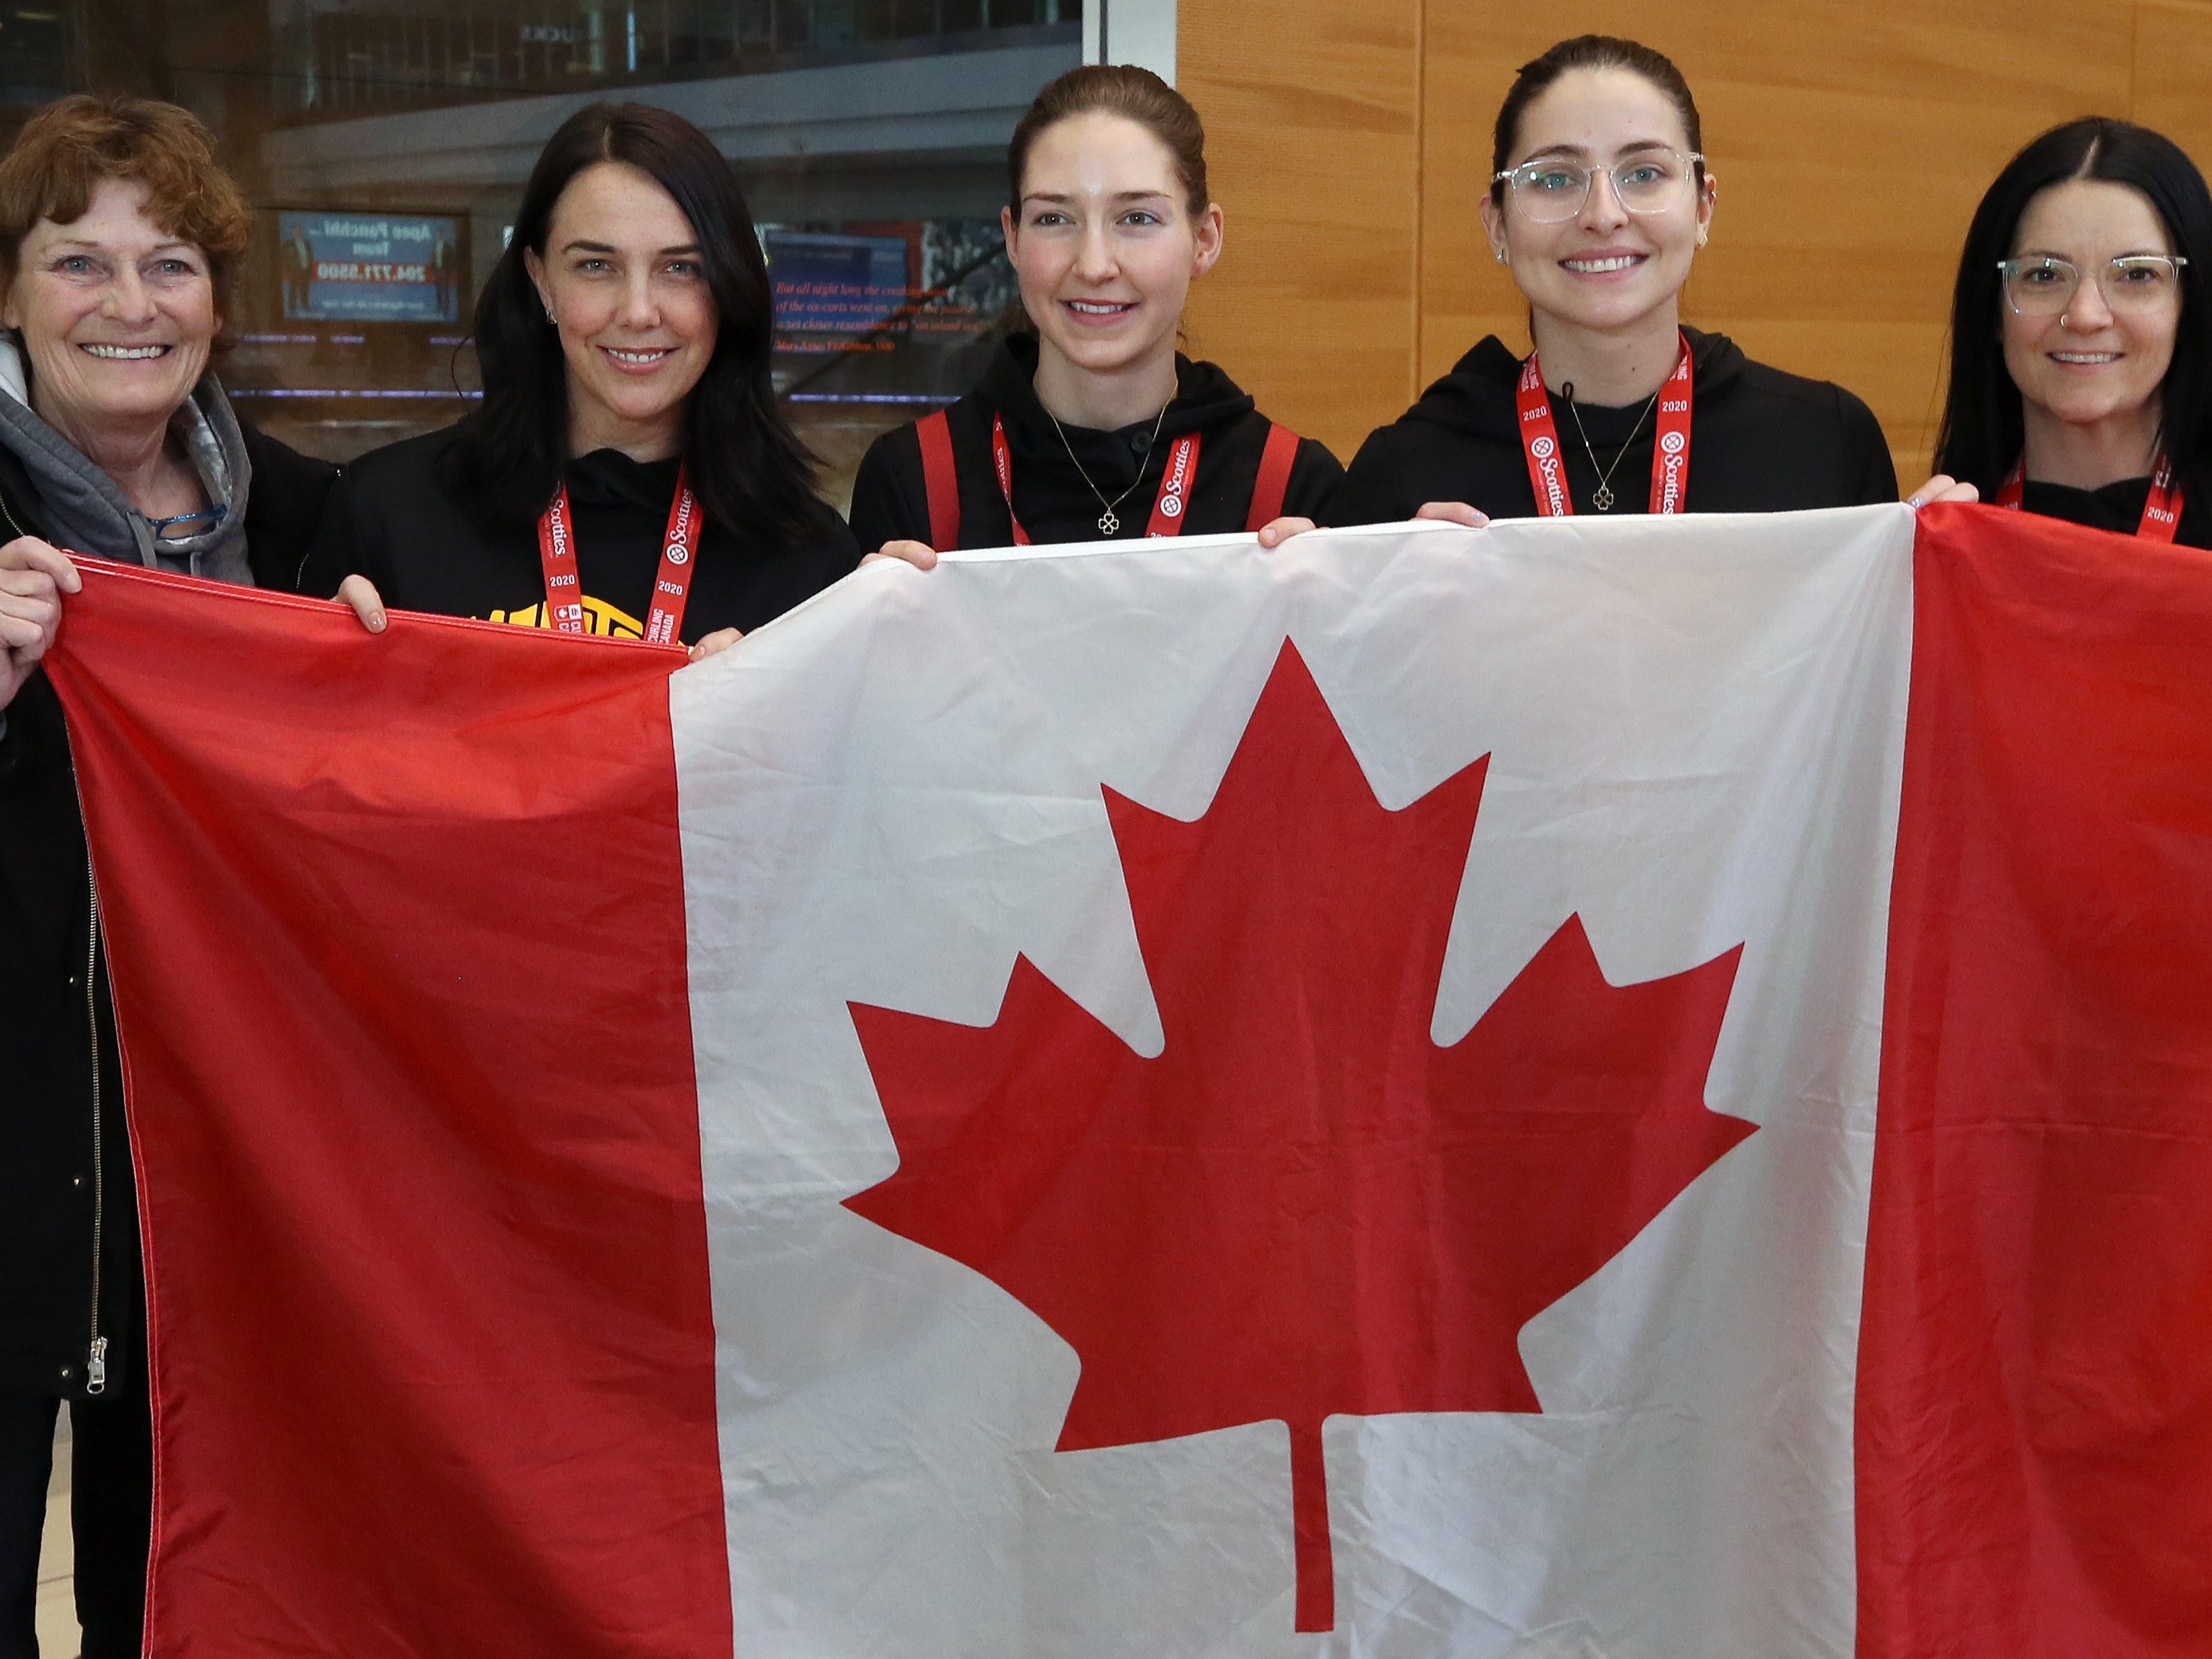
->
[3, 485, 108, 1393]
[83, 850, 105, 1395]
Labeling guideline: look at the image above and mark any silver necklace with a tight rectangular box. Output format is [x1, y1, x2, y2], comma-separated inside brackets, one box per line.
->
[1046, 399, 1172, 534]
[1561, 381, 1660, 512]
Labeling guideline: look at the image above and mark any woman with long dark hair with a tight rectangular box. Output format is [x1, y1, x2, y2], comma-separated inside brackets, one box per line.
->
[1935, 117, 2212, 545]
[1317, 34, 1966, 532]
[306, 102, 858, 656]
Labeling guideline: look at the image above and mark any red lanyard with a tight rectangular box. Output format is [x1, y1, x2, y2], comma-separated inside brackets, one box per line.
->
[1515, 332, 1694, 517]
[535, 465, 702, 645]
[990, 414, 1201, 544]
[1994, 455, 2182, 542]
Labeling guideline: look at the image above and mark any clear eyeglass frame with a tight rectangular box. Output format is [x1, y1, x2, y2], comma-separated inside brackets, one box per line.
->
[1996, 254, 2191, 316]
[1491, 150, 1706, 223]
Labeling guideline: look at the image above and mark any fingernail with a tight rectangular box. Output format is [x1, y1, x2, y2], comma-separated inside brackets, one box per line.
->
[370, 613, 386, 632]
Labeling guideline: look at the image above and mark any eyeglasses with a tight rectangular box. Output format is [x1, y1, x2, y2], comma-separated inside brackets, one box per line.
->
[1492, 150, 1704, 223]
[140, 502, 227, 538]
[1996, 254, 2190, 316]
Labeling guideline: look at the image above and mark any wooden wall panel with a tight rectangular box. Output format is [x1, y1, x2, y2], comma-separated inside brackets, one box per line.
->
[1178, 2, 1422, 461]
[1180, 0, 2212, 485]
[2133, 2, 2212, 164]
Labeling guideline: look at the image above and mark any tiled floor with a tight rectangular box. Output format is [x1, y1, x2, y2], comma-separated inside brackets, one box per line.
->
[37, 1409, 79, 1658]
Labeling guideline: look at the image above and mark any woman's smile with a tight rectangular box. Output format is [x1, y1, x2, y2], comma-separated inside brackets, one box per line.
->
[1558, 246, 1650, 277]
[599, 343, 678, 372]
[78, 341, 174, 361]
[1061, 297, 1139, 325]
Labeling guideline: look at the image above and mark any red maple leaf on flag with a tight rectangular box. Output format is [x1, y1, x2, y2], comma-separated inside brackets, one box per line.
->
[845, 641, 1753, 1633]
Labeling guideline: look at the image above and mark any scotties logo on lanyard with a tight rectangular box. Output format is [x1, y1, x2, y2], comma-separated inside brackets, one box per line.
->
[1514, 333, 1694, 518]
[536, 463, 701, 645]
[990, 414, 1202, 544]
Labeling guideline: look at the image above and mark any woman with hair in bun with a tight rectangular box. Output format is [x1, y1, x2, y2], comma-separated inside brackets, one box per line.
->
[1935, 116, 2212, 545]
[848, 65, 1342, 558]
[1324, 34, 1966, 532]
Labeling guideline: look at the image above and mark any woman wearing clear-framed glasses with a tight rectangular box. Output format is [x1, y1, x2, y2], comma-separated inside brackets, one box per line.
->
[1935, 118, 2212, 546]
[1321, 33, 1941, 532]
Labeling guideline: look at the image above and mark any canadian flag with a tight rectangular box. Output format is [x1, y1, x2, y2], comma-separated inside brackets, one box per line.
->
[42, 505, 2212, 1658]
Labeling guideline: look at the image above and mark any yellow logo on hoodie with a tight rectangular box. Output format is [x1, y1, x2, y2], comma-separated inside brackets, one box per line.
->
[487, 594, 645, 640]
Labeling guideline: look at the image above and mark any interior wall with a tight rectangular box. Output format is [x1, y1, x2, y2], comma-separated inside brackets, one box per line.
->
[1181, 0, 2212, 485]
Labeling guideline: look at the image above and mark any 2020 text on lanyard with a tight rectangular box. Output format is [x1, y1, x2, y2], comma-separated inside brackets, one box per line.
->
[536, 467, 703, 645]
[1515, 331, 1694, 518]
[1994, 455, 2183, 541]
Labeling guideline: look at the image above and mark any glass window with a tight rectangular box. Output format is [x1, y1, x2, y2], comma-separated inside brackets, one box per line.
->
[5, 0, 1094, 506]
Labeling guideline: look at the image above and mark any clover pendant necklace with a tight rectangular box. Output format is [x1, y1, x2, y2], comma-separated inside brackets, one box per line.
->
[1561, 381, 1659, 514]
[1049, 400, 1172, 535]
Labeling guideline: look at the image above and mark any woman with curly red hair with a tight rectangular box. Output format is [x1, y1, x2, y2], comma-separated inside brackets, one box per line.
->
[0, 93, 368, 1658]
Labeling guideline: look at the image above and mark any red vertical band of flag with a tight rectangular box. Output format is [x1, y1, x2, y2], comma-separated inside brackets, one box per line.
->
[42, 565, 731, 1658]
[1862, 503, 2212, 1656]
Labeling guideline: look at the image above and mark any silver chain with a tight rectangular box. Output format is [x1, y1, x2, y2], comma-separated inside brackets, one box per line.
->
[1045, 399, 1173, 535]
[1561, 382, 1660, 513]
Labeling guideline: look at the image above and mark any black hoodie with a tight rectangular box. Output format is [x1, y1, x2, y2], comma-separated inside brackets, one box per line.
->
[2015, 475, 2212, 548]
[302, 428, 860, 644]
[848, 334, 1343, 552]
[1328, 327, 1898, 526]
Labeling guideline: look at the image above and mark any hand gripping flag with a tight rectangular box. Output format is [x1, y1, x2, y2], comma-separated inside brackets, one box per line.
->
[37, 505, 2212, 1657]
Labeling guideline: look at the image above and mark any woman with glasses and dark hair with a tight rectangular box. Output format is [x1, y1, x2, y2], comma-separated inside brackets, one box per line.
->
[1935, 118, 2212, 545]
[1323, 34, 1942, 531]
[306, 102, 864, 657]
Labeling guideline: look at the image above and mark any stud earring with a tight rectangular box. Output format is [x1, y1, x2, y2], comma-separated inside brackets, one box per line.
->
[1493, 246, 1509, 265]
